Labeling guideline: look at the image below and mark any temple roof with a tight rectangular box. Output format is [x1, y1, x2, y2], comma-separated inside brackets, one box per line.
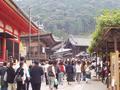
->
[21, 33, 60, 47]
[68, 36, 91, 46]
[0, 0, 40, 34]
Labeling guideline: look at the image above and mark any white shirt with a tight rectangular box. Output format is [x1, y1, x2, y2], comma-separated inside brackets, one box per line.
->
[76, 64, 81, 73]
[44, 64, 49, 73]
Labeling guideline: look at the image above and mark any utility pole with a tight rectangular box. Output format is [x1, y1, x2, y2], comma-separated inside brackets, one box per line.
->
[37, 23, 44, 60]
[28, 7, 32, 60]
[38, 24, 41, 60]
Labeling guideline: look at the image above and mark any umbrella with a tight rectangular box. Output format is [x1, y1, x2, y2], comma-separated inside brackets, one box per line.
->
[76, 51, 89, 57]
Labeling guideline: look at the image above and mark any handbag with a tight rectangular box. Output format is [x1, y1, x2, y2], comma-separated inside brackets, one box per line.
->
[54, 78, 58, 88]
[15, 75, 22, 82]
[14, 68, 23, 82]
[54, 78, 58, 85]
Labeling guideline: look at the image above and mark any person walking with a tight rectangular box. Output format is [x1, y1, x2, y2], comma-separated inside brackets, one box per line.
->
[15, 62, 25, 90]
[58, 61, 65, 85]
[65, 61, 74, 85]
[30, 61, 44, 90]
[81, 61, 86, 81]
[75, 61, 81, 83]
[47, 61, 56, 90]
[26, 65, 32, 90]
[44, 61, 49, 85]
[53, 61, 59, 89]
[0, 61, 8, 90]
[85, 61, 91, 83]
[6, 62, 16, 90]
[72, 61, 76, 81]
[15, 57, 30, 90]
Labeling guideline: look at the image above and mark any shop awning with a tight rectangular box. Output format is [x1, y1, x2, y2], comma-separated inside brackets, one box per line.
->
[54, 48, 71, 53]
[0, 32, 16, 38]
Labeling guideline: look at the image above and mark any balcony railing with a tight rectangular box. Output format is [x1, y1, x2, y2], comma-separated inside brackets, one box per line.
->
[26, 53, 47, 60]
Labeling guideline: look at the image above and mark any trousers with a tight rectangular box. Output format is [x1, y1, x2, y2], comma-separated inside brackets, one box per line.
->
[31, 83, 41, 90]
[8, 83, 16, 90]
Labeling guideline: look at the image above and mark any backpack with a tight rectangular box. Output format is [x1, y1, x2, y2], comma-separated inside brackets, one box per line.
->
[0, 67, 8, 86]
[59, 65, 65, 72]
[1, 67, 7, 81]
[47, 66, 54, 76]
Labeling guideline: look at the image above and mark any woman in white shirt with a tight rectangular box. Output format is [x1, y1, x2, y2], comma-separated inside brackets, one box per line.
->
[75, 61, 81, 83]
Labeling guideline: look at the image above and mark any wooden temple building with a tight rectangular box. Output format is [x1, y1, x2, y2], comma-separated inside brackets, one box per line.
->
[52, 36, 91, 59]
[65, 37, 90, 57]
[21, 33, 59, 61]
[90, 27, 120, 90]
[0, 0, 38, 62]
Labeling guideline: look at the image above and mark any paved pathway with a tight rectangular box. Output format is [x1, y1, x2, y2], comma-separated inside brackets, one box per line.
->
[30, 70, 107, 90]
[39, 70, 107, 90]
[37, 80, 107, 90]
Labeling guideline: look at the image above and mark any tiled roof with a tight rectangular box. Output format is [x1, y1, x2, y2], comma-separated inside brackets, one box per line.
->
[69, 36, 91, 46]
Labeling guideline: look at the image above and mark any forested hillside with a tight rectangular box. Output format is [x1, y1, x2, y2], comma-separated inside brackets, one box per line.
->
[14, 0, 120, 37]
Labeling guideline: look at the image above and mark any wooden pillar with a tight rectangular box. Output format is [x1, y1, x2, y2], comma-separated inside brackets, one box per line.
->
[2, 38, 6, 61]
[113, 36, 119, 90]
[3, 22, 6, 61]
[114, 36, 117, 51]
[18, 33, 20, 61]
[116, 51, 119, 90]
[13, 41, 14, 58]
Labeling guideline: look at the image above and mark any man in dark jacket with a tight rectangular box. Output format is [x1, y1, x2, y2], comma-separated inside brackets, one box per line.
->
[66, 61, 74, 85]
[0, 62, 8, 90]
[30, 61, 44, 90]
[7, 62, 16, 90]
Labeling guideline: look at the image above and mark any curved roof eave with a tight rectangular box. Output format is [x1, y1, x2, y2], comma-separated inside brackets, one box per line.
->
[4, 0, 40, 33]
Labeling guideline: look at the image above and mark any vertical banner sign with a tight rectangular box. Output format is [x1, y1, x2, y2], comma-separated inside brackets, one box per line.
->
[42, 47, 45, 53]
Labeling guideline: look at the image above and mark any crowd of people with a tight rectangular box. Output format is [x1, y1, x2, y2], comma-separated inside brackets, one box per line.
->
[0, 57, 93, 90]
[41, 59, 92, 90]
[0, 57, 44, 90]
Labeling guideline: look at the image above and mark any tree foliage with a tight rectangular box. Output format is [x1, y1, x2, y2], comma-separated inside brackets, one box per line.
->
[88, 9, 120, 53]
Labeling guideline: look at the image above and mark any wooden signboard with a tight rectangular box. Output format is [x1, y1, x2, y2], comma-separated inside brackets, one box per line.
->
[110, 51, 120, 90]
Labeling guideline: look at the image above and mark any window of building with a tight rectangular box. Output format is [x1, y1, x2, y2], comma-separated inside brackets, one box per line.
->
[14, 42, 19, 60]
[6, 39, 13, 57]
[36, 46, 42, 54]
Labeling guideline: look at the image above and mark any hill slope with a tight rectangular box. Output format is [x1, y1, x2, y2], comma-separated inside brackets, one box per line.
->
[14, 0, 120, 37]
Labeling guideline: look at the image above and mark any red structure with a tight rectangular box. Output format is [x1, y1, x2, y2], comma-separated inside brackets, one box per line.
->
[0, 0, 38, 61]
